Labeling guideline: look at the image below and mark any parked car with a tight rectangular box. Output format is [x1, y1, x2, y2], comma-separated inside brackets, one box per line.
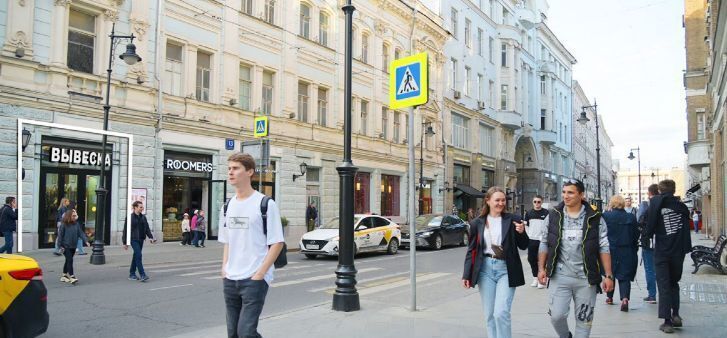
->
[400, 214, 469, 250]
[0, 254, 49, 338]
[299, 215, 401, 259]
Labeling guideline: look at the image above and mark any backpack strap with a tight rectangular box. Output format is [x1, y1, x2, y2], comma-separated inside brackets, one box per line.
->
[222, 198, 231, 227]
[261, 196, 271, 235]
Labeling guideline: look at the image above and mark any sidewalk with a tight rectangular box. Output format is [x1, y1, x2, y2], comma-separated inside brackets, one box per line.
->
[171, 233, 727, 338]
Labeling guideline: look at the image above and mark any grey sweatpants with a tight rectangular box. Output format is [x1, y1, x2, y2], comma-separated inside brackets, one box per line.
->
[548, 274, 598, 338]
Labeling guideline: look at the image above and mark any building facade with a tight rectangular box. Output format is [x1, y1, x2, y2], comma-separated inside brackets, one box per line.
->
[617, 166, 687, 205]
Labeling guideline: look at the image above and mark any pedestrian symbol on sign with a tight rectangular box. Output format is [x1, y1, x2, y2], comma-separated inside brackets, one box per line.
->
[397, 67, 419, 95]
[389, 53, 427, 109]
[256, 120, 265, 133]
[254, 116, 269, 138]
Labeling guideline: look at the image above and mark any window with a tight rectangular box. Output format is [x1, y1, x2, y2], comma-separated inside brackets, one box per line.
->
[300, 4, 311, 38]
[540, 75, 546, 94]
[319, 12, 329, 46]
[262, 70, 274, 115]
[489, 80, 495, 108]
[479, 124, 495, 156]
[241, 0, 252, 15]
[502, 8, 508, 25]
[540, 109, 546, 130]
[361, 33, 369, 64]
[465, 19, 472, 48]
[500, 85, 508, 110]
[381, 107, 388, 139]
[394, 48, 401, 60]
[382, 43, 390, 72]
[477, 28, 484, 56]
[354, 172, 371, 214]
[481, 169, 494, 191]
[67, 9, 96, 74]
[451, 113, 469, 149]
[451, 8, 458, 38]
[393, 111, 401, 143]
[360, 100, 368, 135]
[464, 67, 471, 96]
[501, 43, 507, 67]
[380, 175, 400, 216]
[195, 52, 211, 102]
[317, 88, 328, 126]
[489, 0, 495, 19]
[298, 82, 309, 122]
[477, 74, 484, 101]
[163, 43, 183, 96]
[238, 65, 252, 110]
[453, 164, 470, 185]
[450, 58, 457, 90]
[489, 37, 494, 63]
[264, 0, 275, 24]
[697, 112, 706, 140]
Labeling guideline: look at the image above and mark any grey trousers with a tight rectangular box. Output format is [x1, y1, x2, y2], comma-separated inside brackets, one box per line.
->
[223, 278, 269, 338]
[548, 274, 598, 338]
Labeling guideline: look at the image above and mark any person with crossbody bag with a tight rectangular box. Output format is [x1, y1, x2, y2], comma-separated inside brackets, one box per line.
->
[218, 153, 285, 338]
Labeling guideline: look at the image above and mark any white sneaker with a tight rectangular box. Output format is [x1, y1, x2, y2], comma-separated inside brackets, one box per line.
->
[537, 283, 546, 289]
[60, 274, 70, 283]
[531, 278, 538, 287]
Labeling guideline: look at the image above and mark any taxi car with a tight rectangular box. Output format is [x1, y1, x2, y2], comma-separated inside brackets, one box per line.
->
[0, 254, 49, 338]
[299, 215, 401, 259]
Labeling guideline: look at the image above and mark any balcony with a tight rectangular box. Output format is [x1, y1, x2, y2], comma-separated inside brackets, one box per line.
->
[497, 24, 521, 43]
[517, 7, 537, 29]
[537, 129, 557, 145]
[539, 61, 555, 74]
[686, 140, 710, 167]
[495, 110, 522, 130]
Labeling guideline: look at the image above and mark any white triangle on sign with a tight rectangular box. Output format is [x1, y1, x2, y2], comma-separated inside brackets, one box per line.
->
[256, 121, 265, 133]
[397, 67, 419, 95]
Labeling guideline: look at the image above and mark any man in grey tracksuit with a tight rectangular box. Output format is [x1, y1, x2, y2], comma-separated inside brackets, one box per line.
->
[538, 180, 614, 338]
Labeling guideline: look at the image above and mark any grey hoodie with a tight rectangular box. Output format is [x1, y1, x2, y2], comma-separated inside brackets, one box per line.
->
[59, 222, 88, 249]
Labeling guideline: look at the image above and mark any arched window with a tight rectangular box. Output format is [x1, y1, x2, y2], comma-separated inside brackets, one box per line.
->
[299, 3, 311, 38]
[382, 43, 390, 72]
[361, 32, 370, 64]
[319, 12, 330, 46]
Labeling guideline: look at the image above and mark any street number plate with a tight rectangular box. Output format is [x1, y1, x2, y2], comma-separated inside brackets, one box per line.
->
[305, 244, 319, 250]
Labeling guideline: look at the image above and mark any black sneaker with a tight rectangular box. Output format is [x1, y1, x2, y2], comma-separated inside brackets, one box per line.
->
[672, 315, 683, 327]
[643, 296, 657, 304]
[53, 252, 62, 256]
[659, 323, 675, 333]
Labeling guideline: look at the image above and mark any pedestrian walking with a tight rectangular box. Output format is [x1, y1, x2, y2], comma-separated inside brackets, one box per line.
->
[54, 198, 70, 256]
[624, 197, 638, 217]
[644, 179, 692, 334]
[602, 195, 640, 312]
[306, 202, 318, 232]
[122, 201, 157, 282]
[191, 209, 199, 246]
[58, 209, 90, 284]
[462, 186, 529, 338]
[538, 179, 614, 338]
[0, 196, 18, 254]
[219, 153, 285, 338]
[691, 209, 700, 234]
[195, 210, 207, 248]
[180, 213, 191, 246]
[637, 184, 659, 304]
[524, 195, 549, 289]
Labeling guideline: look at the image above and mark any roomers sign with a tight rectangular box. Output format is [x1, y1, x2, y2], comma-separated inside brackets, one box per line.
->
[164, 154, 213, 173]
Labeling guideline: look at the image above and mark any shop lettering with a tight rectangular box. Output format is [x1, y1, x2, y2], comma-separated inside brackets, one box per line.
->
[50, 147, 111, 167]
[165, 159, 213, 172]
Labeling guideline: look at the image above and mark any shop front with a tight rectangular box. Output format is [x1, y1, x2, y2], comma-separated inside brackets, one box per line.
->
[37, 137, 112, 248]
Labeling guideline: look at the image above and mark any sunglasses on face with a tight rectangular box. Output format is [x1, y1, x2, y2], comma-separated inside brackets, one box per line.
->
[533, 201, 542, 204]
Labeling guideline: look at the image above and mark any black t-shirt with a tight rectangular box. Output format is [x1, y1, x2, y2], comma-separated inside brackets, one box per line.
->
[524, 209, 549, 222]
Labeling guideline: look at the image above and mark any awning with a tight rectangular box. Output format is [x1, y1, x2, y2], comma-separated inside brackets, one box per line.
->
[454, 184, 485, 198]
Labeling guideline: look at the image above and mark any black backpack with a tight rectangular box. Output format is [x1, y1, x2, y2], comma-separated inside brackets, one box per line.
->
[224, 196, 287, 268]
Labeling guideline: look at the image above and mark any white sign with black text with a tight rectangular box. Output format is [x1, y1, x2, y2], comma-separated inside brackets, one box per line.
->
[49, 147, 111, 167]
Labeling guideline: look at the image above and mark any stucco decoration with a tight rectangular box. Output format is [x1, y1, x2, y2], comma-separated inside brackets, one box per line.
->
[10, 31, 31, 49]
[130, 18, 150, 38]
[104, 9, 119, 22]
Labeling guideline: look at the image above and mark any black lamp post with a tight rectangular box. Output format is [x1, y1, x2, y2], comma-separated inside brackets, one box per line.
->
[519, 153, 532, 218]
[90, 23, 141, 265]
[577, 100, 602, 212]
[418, 122, 435, 215]
[332, 0, 360, 312]
[628, 147, 641, 204]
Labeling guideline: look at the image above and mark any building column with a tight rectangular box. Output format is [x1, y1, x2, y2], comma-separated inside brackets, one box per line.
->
[50, 0, 72, 67]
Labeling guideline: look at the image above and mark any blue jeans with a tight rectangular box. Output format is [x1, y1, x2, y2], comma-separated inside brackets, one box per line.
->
[0, 231, 13, 253]
[642, 248, 657, 298]
[477, 257, 515, 338]
[192, 231, 199, 246]
[129, 240, 146, 277]
[223, 278, 269, 338]
[76, 238, 85, 254]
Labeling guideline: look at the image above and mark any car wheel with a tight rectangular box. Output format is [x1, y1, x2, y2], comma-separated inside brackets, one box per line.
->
[305, 254, 317, 259]
[433, 235, 443, 250]
[387, 238, 399, 255]
[460, 232, 469, 246]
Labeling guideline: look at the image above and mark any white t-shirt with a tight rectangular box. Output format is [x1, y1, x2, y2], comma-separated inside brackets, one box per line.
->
[484, 215, 503, 255]
[218, 191, 285, 284]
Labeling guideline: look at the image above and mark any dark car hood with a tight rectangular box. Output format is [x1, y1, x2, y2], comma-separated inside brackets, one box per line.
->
[401, 226, 440, 235]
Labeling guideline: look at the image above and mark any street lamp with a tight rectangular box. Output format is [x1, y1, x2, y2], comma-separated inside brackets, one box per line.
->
[292, 162, 308, 181]
[90, 23, 141, 266]
[418, 122, 435, 215]
[519, 153, 532, 218]
[627, 147, 641, 204]
[332, 0, 360, 312]
[578, 100, 602, 211]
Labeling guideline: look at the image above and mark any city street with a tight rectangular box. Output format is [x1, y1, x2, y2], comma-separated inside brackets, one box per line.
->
[23, 233, 727, 338]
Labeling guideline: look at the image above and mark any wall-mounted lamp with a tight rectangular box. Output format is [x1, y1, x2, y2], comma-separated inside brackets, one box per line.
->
[229, 98, 237, 106]
[292, 162, 308, 181]
[22, 128, 31, 152]
[439, 181, 451, 193]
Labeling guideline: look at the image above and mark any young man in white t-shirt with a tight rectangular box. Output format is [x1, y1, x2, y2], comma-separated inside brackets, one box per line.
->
[218, 153, 285, 338]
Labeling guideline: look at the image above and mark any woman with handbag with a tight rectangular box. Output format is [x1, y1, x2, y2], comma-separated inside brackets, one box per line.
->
[462, 186, 529, 338]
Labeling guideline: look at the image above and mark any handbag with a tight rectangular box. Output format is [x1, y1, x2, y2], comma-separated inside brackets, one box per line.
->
[486, 219, 505, 259]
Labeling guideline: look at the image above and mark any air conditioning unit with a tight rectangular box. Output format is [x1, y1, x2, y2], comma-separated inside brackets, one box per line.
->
[453, 90, 461, 99]
[477, 101, 486, 109]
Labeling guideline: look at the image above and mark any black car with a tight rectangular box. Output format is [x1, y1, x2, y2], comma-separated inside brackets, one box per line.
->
[400, 214, 469, 250]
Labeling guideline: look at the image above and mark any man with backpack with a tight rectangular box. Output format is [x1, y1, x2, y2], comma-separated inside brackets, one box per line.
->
[219, 153, 285, 338]
[644, 179, 692, 333]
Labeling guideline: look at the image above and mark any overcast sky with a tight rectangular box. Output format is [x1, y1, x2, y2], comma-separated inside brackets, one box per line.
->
[546, 0, 687, 172]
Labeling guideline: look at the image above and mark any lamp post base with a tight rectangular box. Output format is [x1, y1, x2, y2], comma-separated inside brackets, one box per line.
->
[332, 264, 360, 312]
[89, 240, 106, 265]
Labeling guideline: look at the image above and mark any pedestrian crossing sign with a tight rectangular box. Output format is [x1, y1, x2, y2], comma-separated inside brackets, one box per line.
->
[389, 52, 428, 109]
[254, 116, 268, 138]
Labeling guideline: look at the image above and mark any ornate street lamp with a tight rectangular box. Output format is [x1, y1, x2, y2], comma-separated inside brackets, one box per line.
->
[418, 122, 435, 215]
[578, 100, 602, 211]
[628, 147, 641, 204]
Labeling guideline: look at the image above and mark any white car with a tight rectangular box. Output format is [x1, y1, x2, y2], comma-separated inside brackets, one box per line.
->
[299, 215, 401, 259]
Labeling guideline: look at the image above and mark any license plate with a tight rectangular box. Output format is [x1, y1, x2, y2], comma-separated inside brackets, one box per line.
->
[401, 239, 410, 243]
[305, 244, 319, 250]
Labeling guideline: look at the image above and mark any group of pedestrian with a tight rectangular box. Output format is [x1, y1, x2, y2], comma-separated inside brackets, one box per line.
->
[464, 178, 693, 337]
[54, 198, 87, 256]
[180, 209, 207, 248]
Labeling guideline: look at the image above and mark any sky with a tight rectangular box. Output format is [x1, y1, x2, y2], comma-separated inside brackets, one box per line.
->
[546, 0, 688, 172]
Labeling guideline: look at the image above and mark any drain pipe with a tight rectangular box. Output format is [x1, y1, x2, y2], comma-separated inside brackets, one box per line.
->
[152, 0, 164, 235]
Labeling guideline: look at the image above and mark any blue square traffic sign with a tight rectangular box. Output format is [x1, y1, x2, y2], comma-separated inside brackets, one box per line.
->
[394, 63, 421, 100]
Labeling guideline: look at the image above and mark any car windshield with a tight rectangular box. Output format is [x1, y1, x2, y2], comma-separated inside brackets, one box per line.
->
[320, 217, 362, 229]
[415, 215, 442, 230]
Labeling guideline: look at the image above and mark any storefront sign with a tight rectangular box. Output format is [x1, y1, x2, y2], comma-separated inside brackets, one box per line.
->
[165, 159, 213, 172]
[49, 147, 111, 167]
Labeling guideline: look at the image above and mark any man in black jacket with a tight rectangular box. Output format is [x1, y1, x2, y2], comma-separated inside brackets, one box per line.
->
[645, 179, 692, 333]
[525, 195, 549, 288]
[122, 201, 156, 282]
[0, 197, 18, 254]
